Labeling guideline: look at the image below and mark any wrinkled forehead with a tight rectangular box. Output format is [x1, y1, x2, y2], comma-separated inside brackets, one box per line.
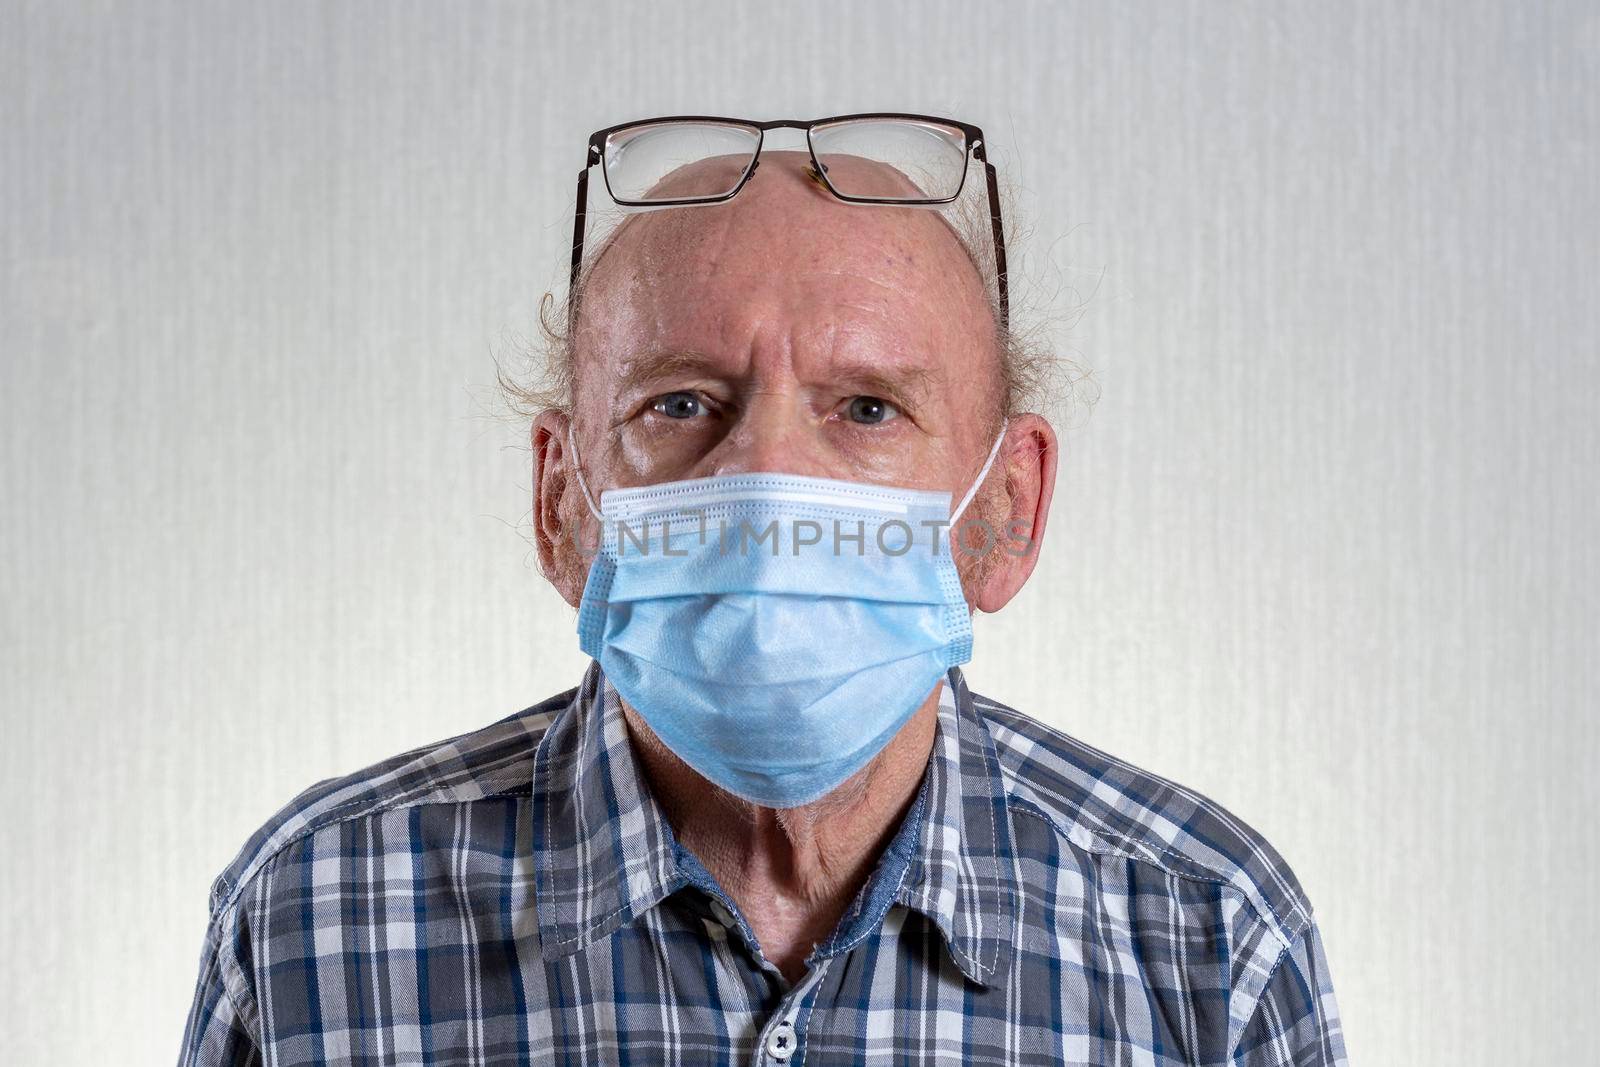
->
[577, 150, 991, 333]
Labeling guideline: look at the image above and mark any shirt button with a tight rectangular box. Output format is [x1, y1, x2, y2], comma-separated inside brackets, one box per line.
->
[709, 899, 736, 927]
[765, 1020, 796, 1061]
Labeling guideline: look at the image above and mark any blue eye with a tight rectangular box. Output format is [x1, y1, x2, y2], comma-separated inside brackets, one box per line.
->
[653, 392, 703, 419]
[847, 396, 899, 424]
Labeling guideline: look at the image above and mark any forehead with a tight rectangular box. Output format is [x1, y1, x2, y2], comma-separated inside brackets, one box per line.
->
[575, 151, 995, 360]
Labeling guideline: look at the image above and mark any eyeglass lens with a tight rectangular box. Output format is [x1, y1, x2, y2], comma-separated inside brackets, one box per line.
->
[601, 118, 968, 205]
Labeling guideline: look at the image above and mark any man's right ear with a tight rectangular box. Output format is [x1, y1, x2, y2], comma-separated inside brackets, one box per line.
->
[531, 410, 586, 609]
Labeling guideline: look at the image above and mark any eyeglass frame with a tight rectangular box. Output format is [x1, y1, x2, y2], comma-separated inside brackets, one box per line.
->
[568, 112, 1010, 330]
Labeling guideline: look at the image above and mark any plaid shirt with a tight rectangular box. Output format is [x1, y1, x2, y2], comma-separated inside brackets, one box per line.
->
[180, 664, 1347, 1065]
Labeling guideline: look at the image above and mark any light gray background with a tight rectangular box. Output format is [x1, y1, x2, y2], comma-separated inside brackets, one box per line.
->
[3, 1, 1595, 1062]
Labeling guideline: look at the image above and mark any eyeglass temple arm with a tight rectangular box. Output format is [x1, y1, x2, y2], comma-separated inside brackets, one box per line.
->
[979, 153, 1010, 332]
[569, 162, 591, 298]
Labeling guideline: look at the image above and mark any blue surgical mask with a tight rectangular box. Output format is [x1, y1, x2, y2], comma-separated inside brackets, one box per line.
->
[568, 423, 1007, 809]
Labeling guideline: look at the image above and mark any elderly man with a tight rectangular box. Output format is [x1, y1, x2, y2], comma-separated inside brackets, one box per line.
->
[181, 115, 1346, 1066]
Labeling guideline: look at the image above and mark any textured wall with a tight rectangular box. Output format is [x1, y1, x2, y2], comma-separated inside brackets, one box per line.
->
[3, 1, 1596, 1062]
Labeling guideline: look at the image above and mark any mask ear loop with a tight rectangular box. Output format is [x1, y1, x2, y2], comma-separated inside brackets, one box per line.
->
[950, 418, 1009, 523]
[565, 421, 604, 520]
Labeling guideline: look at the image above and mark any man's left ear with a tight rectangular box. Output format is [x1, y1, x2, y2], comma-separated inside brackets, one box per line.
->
[973, 414, 1058, 613]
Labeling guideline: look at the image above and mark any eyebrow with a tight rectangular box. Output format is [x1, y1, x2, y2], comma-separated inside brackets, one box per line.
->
[614, 349, 941, 411]
[615, 350, 727, 395]
[830, 360, 939, 411]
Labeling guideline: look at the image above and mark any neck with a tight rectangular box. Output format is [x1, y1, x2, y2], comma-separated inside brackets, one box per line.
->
[619, 685, 942, 984]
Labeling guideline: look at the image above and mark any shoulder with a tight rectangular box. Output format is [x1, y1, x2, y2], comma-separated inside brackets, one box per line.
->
[205, 686, 574, 916]
[971, 687, 1314, 948]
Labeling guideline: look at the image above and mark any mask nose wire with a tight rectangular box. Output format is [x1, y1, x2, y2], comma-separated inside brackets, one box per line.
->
[950, 418, 1010, 523]
[565, 421, 605, 520]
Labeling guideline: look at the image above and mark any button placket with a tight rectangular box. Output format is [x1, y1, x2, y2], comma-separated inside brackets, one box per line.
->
[755, 957, 830, 1066]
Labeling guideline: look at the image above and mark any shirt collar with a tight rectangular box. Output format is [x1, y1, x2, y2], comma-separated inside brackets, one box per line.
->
[530, 662, 1019, 988]
[892, 667, 1020, 986]
[529, 662, 680, 957]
